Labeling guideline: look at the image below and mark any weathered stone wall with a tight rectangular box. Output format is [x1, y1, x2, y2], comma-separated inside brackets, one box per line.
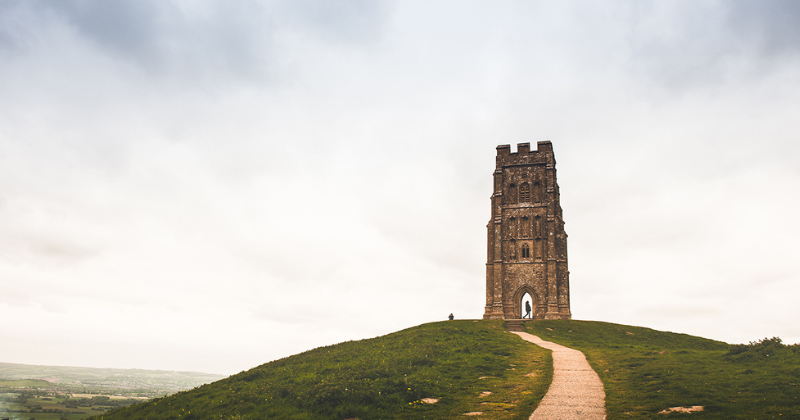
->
[483, 141, 571, 320]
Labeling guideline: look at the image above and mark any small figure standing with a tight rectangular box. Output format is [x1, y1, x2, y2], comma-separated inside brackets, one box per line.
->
[524, 301, 532, 319]
[448, 313, 454, 321]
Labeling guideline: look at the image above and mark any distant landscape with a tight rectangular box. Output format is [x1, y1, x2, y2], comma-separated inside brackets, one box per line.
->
[0, 362, 226, 420]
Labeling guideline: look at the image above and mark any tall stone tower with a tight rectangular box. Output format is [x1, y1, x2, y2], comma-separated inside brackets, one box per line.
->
[483, 141, 571, 320]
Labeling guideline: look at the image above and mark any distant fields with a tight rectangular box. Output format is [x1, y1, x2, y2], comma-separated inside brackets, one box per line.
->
[0, 363, 225, 397]
[0, 393, 112, 420]
[0, 362, 225, 420]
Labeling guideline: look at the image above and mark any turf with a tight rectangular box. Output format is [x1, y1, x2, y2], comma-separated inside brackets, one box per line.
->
[91, 320, 551, 420]
[90, 319, 800, 419]
[523, 320, 800, 419]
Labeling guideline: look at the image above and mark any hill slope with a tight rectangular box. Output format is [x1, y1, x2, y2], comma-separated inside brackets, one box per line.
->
[524, 320, 800, 419]
[92, 320, 551, 420]
[93, 320, 800, 419]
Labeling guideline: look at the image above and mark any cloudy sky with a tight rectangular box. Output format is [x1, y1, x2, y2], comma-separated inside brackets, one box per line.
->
[1, 0, 799, 375]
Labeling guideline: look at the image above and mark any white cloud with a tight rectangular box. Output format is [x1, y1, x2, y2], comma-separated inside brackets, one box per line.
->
[0, 0, 798, 374]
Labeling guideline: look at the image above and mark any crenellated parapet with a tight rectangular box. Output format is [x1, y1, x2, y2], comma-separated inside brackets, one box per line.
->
[495, 141, 555, 168]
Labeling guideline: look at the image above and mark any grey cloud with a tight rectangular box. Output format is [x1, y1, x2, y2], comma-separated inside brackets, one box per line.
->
[41, 0, 160, 58]
[626, 3, 739, 89]
[273, 0, 391, 43]
[626, 1, 800, 90]
[7, 0, 390, 82]
[726, 0, 800, 57]
[0, 1, 38, 53]
[34, 0, 273, 80]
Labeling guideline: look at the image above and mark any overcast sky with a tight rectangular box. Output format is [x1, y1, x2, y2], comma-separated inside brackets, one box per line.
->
[1, 0, 799, 375]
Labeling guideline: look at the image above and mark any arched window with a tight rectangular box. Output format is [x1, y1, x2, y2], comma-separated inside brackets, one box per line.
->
[521, 216, 530, 237]
[521, 243, 530, 258]
[520, 183, 531, 202]
[508, 183, 517, 204]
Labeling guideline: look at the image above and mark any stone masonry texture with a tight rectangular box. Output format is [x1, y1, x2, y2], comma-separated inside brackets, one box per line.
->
[483, 142, 571, 320]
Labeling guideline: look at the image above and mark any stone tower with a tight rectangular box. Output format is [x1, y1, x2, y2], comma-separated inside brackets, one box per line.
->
[483, 141, 571, 320]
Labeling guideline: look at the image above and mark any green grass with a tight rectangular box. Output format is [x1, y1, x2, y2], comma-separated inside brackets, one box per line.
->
[91, 320, 551, 420]
[523, 320, 800, 419]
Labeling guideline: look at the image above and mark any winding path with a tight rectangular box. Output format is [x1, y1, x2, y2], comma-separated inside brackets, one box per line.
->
[512, 331, 606, 420]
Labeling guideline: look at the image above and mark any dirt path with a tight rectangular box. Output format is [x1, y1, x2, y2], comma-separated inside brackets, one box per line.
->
[512, 331, 606, 420]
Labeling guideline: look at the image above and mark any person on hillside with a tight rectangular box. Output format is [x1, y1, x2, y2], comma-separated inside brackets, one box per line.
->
[524, 301, 531, 319]
[448, 313, 454, 321]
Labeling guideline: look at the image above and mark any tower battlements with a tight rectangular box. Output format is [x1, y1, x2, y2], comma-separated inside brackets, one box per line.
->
[496, 141, 555, 168]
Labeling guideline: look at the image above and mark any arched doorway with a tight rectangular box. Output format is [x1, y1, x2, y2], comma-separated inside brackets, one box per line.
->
[521, 292, 533, 319]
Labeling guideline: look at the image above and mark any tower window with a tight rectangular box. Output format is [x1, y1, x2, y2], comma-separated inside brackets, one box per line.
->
[520, 183, 530, 202]
[521, 243, 530, 258]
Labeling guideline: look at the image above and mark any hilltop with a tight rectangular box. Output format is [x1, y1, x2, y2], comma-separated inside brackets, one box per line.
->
[91, 320, 800, 419]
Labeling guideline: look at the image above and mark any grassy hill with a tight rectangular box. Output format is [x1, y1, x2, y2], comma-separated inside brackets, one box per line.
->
[91, 320, 800, 419]
[90, 320, 551, 419]
[524, 320, 800, 419]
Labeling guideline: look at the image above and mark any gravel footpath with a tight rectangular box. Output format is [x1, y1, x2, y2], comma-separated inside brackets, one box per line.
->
[512, 331, 606, 420]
